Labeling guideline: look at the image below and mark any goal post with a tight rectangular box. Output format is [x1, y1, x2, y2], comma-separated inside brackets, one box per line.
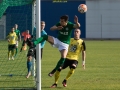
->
[36, 0, 41, 89]
[0, 0, 38, 89]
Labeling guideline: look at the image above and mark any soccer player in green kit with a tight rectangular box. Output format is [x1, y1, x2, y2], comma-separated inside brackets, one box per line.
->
[14, 24, 21, 57]
[27, 15, 80, 75]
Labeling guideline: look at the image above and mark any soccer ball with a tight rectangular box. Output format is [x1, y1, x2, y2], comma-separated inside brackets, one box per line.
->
[78, 4, 87, 13]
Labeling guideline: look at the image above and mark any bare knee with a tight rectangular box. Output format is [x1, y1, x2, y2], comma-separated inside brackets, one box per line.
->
[60, 49, 68, 58]
[27, 56, 32, 61]
[71, 64, 77, 69]
[47, 36, 54, 45]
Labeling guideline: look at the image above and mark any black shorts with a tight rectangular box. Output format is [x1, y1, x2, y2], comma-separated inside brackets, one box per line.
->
[27, 48, 43, 60]
[8, 44, 16, 51]
[61, 58, 78, 69]
[22, 40, 27, 46]
[27, 47, 36, 59]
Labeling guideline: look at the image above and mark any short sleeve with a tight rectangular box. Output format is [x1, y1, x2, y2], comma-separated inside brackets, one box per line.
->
[56, 22, 60, 26]
[82, 41, 86, 51]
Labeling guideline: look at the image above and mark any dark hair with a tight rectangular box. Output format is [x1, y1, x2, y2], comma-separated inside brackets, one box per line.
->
[60, 15, 69, 21]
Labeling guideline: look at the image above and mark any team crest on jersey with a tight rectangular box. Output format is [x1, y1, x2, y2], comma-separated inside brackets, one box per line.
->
[66, 28, 68, 30]
[77, 42, 79, 45]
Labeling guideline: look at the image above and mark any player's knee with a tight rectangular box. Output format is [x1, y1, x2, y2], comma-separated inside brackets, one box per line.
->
[57, 68, 62, 72]
[69, 68, 75, 74]
[71, 64, 77, 69]
[27, 56, 32, 61]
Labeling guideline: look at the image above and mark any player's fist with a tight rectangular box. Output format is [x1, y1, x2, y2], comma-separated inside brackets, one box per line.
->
[74, 15, 78, 23]
[57, 26, 63, 30]
[82, 60, 85, 70]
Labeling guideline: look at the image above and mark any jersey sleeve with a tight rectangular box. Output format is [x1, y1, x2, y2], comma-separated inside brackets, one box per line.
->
[82, 41, 86, 51]
[22, 32, 25, 36]
[44, 31, 47, 35]
[55, 22, 60, 26]
[18, 30, 20, 34]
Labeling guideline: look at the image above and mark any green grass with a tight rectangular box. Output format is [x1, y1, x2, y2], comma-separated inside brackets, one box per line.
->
[42, 40, 120, 90]
[0, 40, 120, 90]
[0, 41, 35, 89]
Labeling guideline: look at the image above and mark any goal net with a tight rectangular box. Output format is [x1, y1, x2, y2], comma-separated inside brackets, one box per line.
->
[0, 0, 36, 89]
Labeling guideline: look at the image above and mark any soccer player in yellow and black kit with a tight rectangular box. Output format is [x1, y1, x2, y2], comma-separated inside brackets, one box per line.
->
[50, 28, 86, 88]
[6, 27, 18, 60]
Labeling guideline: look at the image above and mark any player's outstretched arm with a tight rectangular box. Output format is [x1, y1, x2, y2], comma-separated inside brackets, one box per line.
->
[19, 33, 21, 42]
[82, 50, 86, 70]
[50, 25, 58, 30]
[50, 25, 63, 30]
[73, 15, 81, 28]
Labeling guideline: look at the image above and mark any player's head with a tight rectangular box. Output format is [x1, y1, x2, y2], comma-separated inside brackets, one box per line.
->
[11, 27, 15, 33]
[41, 21, 45, 31]
[60, 15, 69, 26]
[14, 24, 18, 29]
[26, 30, 29, 34]
[74, 28, 81, 39]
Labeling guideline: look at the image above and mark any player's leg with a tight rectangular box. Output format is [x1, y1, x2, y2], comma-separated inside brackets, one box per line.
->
[50, 70, 60, 88]
[48, 40, 69, 76]
[15, 41, 18, 57]
[27, 35, 53, 47]
[54, 49, 68, 70]
[11, 44, 16, 60]
[26, 55, 32, 78]
[8, 45, 11, 60]
[51, 60, 68, 88]
[26, 48, 35, 78]
[41, 48, 43, 59]
[62, 60, 78, 87]
[48, 51, 68, 77]
[20, 40, 25, 52]
[33, 35, 49, 45]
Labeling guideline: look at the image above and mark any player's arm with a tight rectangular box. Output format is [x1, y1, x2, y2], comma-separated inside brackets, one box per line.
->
[18, 32, 21, 42]
[50, 22, 63, 30]
[50, 25, 63, 30]
[82, 41, 86, 69]
[6, 33, 10, 42]
[73, 15, 81, 28]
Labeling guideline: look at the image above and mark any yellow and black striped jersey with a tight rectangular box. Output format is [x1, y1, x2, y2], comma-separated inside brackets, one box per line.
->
[7, 32, 17, 45]
[66, 38, 86, 61]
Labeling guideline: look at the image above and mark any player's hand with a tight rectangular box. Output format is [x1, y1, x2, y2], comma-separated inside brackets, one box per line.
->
[8, 39, 10, 42]
[57, 26, 63, 30]
[74, 15, 78, 23]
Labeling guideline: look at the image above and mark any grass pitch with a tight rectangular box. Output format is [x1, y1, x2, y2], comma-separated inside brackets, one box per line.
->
[0, 40, 120, 90]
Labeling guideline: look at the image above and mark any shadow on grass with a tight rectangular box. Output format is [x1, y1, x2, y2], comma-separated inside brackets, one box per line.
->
[42, 86, 63, 89]
[0, 87, 36, 90]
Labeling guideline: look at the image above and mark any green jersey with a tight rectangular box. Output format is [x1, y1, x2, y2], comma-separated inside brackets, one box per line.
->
[56, 21, 74, 44]
[14, 29, 20, 37]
